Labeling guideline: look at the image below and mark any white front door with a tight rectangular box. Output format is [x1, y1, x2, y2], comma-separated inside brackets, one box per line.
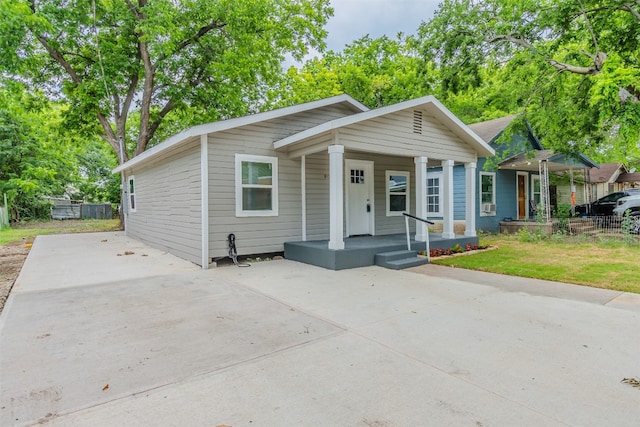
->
[345, 159, 374, 236]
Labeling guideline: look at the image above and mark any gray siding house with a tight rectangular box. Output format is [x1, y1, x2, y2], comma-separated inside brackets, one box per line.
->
[114, 95, 494, 268]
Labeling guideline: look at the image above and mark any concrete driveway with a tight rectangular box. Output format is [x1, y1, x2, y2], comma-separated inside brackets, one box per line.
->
[1, 232, 639, 426]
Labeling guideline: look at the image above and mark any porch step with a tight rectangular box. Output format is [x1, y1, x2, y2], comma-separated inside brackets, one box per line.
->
[375, 250, 428, 270]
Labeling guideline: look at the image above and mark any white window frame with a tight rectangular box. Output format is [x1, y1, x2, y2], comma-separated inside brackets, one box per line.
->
[480, 171, 496, 217]
[235, 154, 278, 217]
[531, 174, 541, 210]
[385, 170, 410, 216]
[426, 171, 442, 216]
[128, 175, 136, 213]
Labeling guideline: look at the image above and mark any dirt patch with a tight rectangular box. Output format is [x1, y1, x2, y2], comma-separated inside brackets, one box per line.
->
[0, 240, 32, 314]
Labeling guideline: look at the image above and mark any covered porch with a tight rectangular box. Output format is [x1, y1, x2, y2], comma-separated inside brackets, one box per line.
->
[272, 96, 494, 270]
[284, 233, 479, 270]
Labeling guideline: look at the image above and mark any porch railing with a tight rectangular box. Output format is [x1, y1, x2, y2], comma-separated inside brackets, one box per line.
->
[403, 213, 435, 261]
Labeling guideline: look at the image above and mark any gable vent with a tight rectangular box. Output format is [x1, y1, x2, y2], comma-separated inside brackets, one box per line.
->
[413, 110, 423, 134]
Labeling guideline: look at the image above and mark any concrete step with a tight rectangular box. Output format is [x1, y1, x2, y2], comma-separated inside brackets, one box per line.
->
[375, 250, 427, 270]
[375, 250, 417, 263]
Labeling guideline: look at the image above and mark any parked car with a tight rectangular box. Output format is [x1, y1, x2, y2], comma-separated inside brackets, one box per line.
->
[613, 194, 640, 216]
[575, 189, 640, 216]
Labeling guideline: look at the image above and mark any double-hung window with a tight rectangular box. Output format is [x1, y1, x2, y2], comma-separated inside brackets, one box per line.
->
[426, 171, 442, 216]
[235, 154, 278, 217]
[480, 172, 496, 216]
[386, 171, 410, 216]
[128, 176, 136, 213]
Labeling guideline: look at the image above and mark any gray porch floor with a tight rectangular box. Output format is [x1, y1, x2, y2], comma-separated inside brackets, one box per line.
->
[284, 233, 479, 270]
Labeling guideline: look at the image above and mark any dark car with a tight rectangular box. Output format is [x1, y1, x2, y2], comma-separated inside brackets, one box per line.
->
[575, 189, 640, 216]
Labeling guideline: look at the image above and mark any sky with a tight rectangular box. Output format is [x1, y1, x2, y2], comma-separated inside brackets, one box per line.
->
[324, 0, 440, 52]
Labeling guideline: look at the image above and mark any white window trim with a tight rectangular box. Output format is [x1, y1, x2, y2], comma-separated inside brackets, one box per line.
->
[235, 154, 279, 217]
[385, 170, 410, 216]
[426, 171, 442, 216]
[480, 171, 496, 217]
[128, 175, 136, 213]
[531, 174, 541, 207]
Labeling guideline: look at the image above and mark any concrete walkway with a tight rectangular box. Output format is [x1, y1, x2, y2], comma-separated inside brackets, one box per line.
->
[1, 232, 639, 426]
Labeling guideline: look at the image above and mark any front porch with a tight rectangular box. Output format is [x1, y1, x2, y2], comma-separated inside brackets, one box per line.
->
[284, 233, 479, 270]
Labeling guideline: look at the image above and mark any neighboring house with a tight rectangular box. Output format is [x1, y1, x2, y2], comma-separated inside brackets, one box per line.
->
[617, 170, 640, 189]
[588, 163, 628, 198]
[557, 163, 639, 208]
[458, 116, 598, 232]
[114, 94, 494, 268]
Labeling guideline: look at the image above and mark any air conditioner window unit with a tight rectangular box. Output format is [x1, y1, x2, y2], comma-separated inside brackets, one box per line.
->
[482, 203, 496, 213]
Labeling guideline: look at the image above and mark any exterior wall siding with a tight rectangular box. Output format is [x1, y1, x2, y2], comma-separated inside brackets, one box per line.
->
[475, 158, 519, 233]
[206, 104, 358, 258]
[337, 111, 477, 162]
[126, 145, 202, 264]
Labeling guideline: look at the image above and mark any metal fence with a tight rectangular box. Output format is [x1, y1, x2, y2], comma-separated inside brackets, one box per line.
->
[551, 215, 640, 243]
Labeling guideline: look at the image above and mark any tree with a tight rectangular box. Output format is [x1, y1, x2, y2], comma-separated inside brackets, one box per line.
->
[418, 0, 640, 160]
[0, 0, 332, 164]
[278, 34, 432, 109]
[0, 82, 78, 220]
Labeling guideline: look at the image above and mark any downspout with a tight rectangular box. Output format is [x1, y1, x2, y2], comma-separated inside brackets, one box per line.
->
[118, 136, 128, 233]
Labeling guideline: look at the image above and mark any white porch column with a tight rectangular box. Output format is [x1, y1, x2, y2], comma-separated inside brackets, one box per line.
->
[442, 159, 455, 239]
[414, 156, 428, 241]
[200, 134, 209, 269]
[464, 162, 477, 237]
[328, 145, 345, 250]
[301, 155, 307, 241]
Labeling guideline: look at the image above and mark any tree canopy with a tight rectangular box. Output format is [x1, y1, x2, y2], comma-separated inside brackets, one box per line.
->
[417, 0, 640, 160]
[0, 0, 332, 163]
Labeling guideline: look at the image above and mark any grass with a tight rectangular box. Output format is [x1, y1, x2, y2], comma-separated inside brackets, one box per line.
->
[0, 219, 121, 245]
[432, 234, 640, 294]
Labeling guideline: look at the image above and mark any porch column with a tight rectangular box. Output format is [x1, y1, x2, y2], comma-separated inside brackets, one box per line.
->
[301, 155, 307, 241]
[414, 156, 428, 241]
[200, 134, 209, 269]
[442, 159, 455, 239]
[464, 162, 477, 237]
[328, 145, 345, 250]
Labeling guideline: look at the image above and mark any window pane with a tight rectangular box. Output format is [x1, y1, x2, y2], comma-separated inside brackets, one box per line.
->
[130, 195, 135, 210]
[388, 175, 406, 193]
[481, 174, 494, 203]
[129, 179, 135, 194]
[242, 162, 272, 185]
[389, 195, 406, 211]
[243, 188, 272, 211]
[351, 169, 364, 184]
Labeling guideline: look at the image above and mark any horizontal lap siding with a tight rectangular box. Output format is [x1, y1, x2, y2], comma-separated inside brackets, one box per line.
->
[305, 153, 330, 240]
[207, 105, 357, 258]
[126, 145, 201, 264]
[338, 111, 477, 162]
[453, 165, 467, 220]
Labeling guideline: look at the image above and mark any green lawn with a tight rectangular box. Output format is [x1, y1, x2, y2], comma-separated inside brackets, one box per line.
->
[0, 219, 121, 245]
[432, 234, 640, 294]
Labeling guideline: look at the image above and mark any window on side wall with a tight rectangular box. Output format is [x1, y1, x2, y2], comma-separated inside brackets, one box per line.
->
[426, 171, 442, 216]
[480, 172, 496, 216]
[128, 175, 136, 213]
[235, 154, 278, 217]
[386, 171, 410, 216]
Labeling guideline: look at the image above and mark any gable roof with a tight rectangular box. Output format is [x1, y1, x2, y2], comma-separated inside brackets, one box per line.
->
[114, 94, 369, 173]
[617, 171, 640, 184]
[588, 163, 627, 183]
[499, 150, 599, 172]
[273, 95, 495, 157]
[467, 115, 517, 143]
